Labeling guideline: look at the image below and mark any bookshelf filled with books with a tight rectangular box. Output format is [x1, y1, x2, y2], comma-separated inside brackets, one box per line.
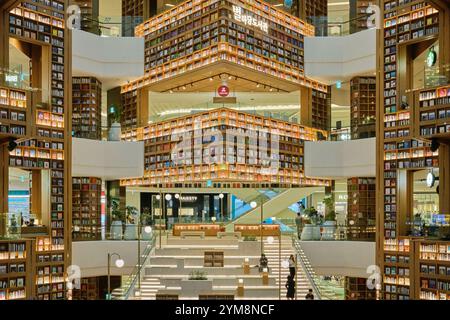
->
[72, 77, 102, 140]
[0, 86, 29, 139]
[416, 85, 450, 139]
[120, 107, 330, 188]
[72, 177, 102, 241]
[350, 76, 376, 139]
[4, 0, 70, 300]
[347, 177, 376, 241]
[378, 0, 445, 300]
[0, 240, 31, 300]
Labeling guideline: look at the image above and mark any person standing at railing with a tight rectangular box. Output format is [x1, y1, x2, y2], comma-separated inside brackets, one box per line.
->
[295, 211, 303, 239]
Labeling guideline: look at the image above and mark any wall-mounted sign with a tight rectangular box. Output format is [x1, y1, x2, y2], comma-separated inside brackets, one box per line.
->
[5, 74, 18, 83]
[232, 5, 269, 33]
[218, 85, 230, 97]
[426, 46, 437, 68]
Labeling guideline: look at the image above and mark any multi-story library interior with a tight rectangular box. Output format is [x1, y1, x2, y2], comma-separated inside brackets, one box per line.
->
[0, 0, 450, 307]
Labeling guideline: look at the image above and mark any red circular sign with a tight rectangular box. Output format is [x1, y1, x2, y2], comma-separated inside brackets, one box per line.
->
[218, 85, 230, 97]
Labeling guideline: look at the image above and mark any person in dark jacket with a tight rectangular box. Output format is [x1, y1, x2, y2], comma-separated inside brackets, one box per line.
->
[285, 275, 295, 300]
[305, 288, 314, 300]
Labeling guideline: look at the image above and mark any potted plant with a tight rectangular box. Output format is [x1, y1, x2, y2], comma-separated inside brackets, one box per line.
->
[108, 104, 122, 141]
[321, 195, 337, 240]
[188, 270, 208, 280]
[301, 207, 321, 241]
[110, 199, 125, 240]
[140, 207, 153, 240]
[124, 205, 139, 240]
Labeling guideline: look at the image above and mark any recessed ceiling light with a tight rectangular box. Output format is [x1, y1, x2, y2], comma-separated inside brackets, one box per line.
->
[182, 85, 186, 90]
[209, 77, 213, 81]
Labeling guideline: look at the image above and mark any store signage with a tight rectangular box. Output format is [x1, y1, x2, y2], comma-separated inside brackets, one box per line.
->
[232, 5, 269, 33]
[5, 74, 18, 83]
[180, 196, 197, 202]
[218, 85, 230, 97]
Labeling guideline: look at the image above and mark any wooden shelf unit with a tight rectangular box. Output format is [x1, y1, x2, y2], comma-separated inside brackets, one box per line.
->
[5, 0, 70, 300]
[72, 77, 102, 140]
[350, 76, 376, 139]
[0, 240, 30, 300]
[416, 85, 450, 139]
[121, 0, 327, 116]
[301, 0, 327, 26]
[69, 0, 99, 35]
[347, 177, 376, 241]
[72, 177, 102, 241]
[122, 0, 152, 36]
[234, 223, 280, 236]
[172, 223, 222, 236]
[417, 240, 450, 300]
[0, 86, 30, 139]
[119, 107, 330, 188]
[204, 251, 224, 267]
[72, 277, 99, 300]
[345, 276, 376, 300]
[350, 0, 374, 33]
[312, 87, 331, 131]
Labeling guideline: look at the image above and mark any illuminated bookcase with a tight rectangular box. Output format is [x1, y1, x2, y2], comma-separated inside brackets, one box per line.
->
[416, 85, 450, 138]
[7, 0, 70, 300]
[347, 177, 376, 241]
[350, 76, 376, 139]
[417, 241, 450, 300]
[379, 0, 441, 300]
[120, 107, 331, 189]
[0, 86, 29, 139]
[0, 240, 31, 300]
[72, 177, 102, 241]
[72, 76, 101, 140]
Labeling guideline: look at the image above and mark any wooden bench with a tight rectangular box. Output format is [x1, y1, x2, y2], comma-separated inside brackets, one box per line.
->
[217, 231, 242, 239]
[180, 231, 205, 239]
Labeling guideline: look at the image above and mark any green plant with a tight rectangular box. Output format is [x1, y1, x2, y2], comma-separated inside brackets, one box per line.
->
[243, 235, 257, 241]
[111, 199, 125, 223]
[140, 207, 152, 225]
[304, 207, 319, 225]
[126, 205, 138, 224]
[323, 195, 337, 221]
[188, 270, 208, 280]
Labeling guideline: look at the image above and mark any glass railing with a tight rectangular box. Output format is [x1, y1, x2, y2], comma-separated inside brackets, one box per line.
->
[0, 213, 22, 240]
[292, 237, 343, 300]
[113, 232, 157, 300]
[279, 218, 375, 242]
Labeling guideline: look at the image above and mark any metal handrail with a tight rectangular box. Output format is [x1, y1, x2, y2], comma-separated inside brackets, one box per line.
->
[114, 233, 157, 300]
[292, 236, 337, 300]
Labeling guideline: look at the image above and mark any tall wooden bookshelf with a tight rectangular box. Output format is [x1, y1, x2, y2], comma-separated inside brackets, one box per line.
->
[2, 0, 71, 300]
[120, 107, 331, 189]
[72, 76, 101, 140]
[0, 240, 31, 300]
[350, 0, 375, 33]
[377, 0, 449, 300]
[350, 76, 376, 139]
[312, 87, 331, 131]
[72, 276, 99, 300]
[72, 177, 102, 241]
[122, 0, 152, 36]
[345, 276, 376, 300]
[300, 0, 327, 32]
[347, 177, 376, 241]
[69, 0, 99, 35]
[0, 86, 30, 139]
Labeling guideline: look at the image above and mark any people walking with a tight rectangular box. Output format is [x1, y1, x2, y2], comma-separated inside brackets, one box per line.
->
[295, 212, 303, 239]
[259, 253, 269, 273]
[285, 275, 296, 300]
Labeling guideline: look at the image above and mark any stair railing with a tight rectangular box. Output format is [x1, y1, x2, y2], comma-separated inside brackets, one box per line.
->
[292, 236, 336, 300]
[113, 232, 157, 300]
